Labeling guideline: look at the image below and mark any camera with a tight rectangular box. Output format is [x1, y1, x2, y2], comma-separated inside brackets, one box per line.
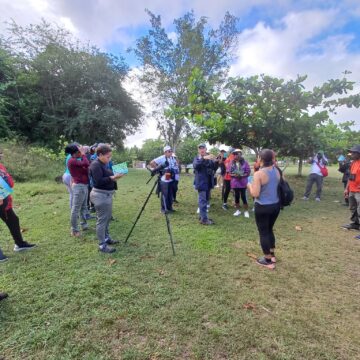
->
[147, 161, 169, 177]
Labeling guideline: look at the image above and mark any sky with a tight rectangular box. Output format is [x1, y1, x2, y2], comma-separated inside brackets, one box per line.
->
[1, 0, 360, 147]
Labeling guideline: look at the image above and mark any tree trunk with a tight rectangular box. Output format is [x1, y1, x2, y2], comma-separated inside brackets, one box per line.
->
[298, 156, 303, 176]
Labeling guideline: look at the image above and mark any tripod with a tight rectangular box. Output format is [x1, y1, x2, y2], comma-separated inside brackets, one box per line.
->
[124, 174, 176, 256]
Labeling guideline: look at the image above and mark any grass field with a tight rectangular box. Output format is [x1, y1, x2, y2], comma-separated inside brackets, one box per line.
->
[0, 165, 359, 360]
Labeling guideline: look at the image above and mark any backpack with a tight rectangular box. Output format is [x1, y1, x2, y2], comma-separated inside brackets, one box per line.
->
[276, 167, 294, 209]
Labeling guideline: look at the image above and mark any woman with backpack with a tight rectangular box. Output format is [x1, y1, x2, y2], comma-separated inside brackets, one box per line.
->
[247, 149, 280, 270]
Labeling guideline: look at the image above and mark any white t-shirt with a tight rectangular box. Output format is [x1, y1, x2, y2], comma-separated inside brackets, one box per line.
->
[310, 157, 327, 176]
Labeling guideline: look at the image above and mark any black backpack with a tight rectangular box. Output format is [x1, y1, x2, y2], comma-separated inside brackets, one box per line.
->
[276, 167, 294, 209]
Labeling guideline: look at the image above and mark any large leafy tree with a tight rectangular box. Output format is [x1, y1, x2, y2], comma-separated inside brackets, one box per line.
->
[132, 10, 239, 149]
[187, 70, 360, 174]
[1, 20, 143, 149]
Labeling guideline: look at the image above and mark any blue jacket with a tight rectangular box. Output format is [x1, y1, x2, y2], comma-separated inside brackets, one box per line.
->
[193, 156, 217, 191]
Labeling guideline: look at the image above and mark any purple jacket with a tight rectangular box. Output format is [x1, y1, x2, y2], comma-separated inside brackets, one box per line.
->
[229, 159, 251, 188]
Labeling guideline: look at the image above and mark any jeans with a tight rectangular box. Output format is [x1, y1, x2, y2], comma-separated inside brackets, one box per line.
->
[62, 173, 73, 209]
[254, 202, 281, 255]
[70, 184, 88, 232]
[349, 191, 360, 226]
[160, 181, 174, 212]
[90, 189, 114, 246]
[0, 207, 27, 246]
[304, 173, 323, 199]
[198, 190, 210, 221]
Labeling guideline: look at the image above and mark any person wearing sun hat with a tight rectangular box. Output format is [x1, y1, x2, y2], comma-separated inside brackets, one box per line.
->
[342, 145, 360, 238]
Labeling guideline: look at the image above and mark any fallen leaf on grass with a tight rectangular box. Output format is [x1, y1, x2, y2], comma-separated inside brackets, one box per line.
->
[247, 253, 258, 260]
[243, 302, 256, 310]
[158, 269, 165, 276]
[108, 259, 117, 266]
[140, 255, 155, 260]
[295, 225, 302, 231]
[20, 228, 29, 233]
[232, 242, 242, 249]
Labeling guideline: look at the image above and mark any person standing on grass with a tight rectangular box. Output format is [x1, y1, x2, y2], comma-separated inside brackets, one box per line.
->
[67, 144, 90, 237]
[193, 143, 218, 225]
[0, 150, 36, 258]
[302, 150, 328, 201]
[89, 144, 125, 253]
[222, 148, 235, 211]
[247, 149, 280, 270]
[150, 146, 178, 214]
[230, 149, 251, 218]
[342, 145, 360, 239]
[338, 154, 351, 206]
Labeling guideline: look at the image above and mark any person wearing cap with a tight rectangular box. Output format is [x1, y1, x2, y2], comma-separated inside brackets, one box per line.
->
[171, 153, 180, 203]
[0, 149, 36, 257]
[338, 154, 351, 206]
[342, 145, 360, 238]
[215, 149, 226, 189]
[302, 150, 328, 201]
[229, 149, 251, 217]
[150, 145, 178, 213]
[193, 143, 218, 225]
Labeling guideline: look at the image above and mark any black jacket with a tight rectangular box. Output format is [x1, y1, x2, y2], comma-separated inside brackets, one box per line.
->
[89, 159, 117, 191]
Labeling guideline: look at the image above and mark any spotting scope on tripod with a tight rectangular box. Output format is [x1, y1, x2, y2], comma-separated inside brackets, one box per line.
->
[124, 162, 176, 256]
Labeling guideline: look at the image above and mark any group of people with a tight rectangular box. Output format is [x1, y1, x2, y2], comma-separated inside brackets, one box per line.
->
[63, 143, 125, 254]
[1, 142, 360, 301]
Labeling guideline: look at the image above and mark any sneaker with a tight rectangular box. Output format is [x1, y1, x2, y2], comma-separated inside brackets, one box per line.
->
[244, 211, 250, 218]
[354, 234, 360, 240]
[233, 210, 241, 216]
[14, 242, 37, 252]
[302, 196, 309, 200]
[207, 204, 211, 209]
[196, 208, 200, 214]
[84, 214, 96, 220]
[341, 223, 360, 231]
[251, 207, 255, 212]
[256, 256, 275, 270]
[0, 251, 8, 263]
[0, 292, 8, 301]
[71, 230, 81, 237]
[99, 245, 116, 253]
[199, 219, 215, 225]
[105, 238, 119, 245]
[173, 199, 179, 204]
[222, 204, 228, 211]
[315, 197, 321, 201]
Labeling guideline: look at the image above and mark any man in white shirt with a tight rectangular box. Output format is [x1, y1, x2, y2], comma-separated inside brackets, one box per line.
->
[150, 146, 179, 213]
[303, 151, 328, 201]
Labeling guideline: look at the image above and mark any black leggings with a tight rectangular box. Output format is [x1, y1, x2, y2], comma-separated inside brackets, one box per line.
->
[254, 202, 280, 255]
[222, 179, 231, 203]
[0, 207, 26, 246]
[233, 188, 248, 207]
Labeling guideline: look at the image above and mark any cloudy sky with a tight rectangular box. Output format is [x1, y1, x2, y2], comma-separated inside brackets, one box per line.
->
[1, 0, 360, 146]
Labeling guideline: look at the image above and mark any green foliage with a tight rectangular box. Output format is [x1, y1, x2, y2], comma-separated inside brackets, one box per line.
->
[0, 140, 63, 181]
[186, 69, 360, 174]
[175, 137, 199, 164]
[0, 20, 143, 149]
[137, 138, 164, 162]
[133, 10, 239, 148]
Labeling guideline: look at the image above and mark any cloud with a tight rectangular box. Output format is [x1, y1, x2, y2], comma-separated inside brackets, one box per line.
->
[230, 9, 360, 129]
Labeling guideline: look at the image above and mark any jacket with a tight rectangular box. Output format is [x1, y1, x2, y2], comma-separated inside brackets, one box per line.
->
[193, 156, 217, 191]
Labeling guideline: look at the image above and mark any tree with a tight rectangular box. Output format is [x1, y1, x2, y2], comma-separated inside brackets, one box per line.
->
[1, 20, 143, 149]
[175, 137, 199, 171]
[132, 10, 239, 149]
[137, 138, 164, 163]
[187, 69, 360, 175]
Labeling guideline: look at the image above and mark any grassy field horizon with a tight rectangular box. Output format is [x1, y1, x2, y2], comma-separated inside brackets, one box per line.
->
[1, 165, 359, 359]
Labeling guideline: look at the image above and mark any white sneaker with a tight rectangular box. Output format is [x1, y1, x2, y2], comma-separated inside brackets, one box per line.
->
[207, 204, 210, 208]
[315, 197, 321, 201]
[244, 211, 250, 218]
[251, 207, 255, 212]
[196, 208, 200, 214]
[233, 210, 241, 216]
[302, 196, 309, 200]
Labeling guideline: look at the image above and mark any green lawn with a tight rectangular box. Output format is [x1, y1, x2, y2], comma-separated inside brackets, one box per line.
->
[0, 166, 359, 360]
